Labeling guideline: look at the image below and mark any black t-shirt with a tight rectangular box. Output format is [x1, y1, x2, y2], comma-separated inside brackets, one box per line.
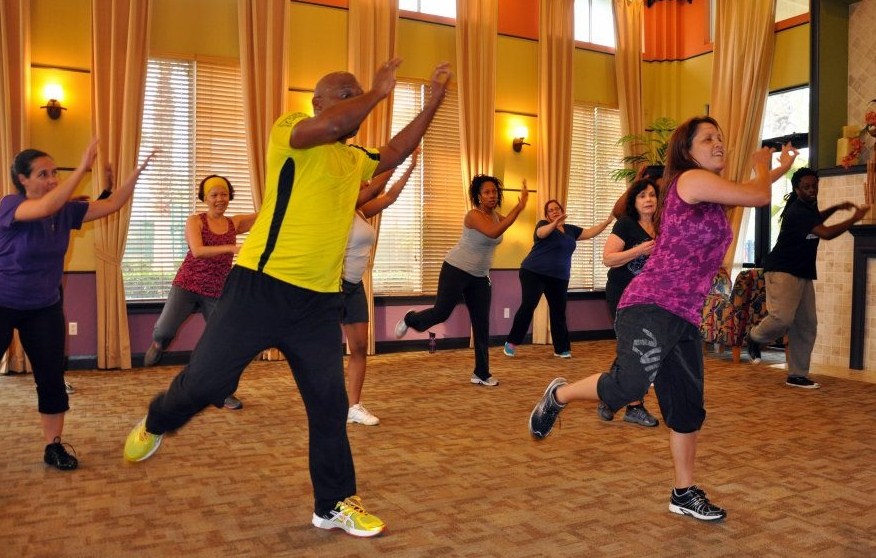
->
[606, 215, 654, 290]
[763, 199, 823, 280]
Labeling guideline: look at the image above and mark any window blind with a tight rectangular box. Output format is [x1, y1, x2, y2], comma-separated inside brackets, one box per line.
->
[372, 80, 464, 295]
[123, 58, 252, 301]
[567, 103, 624, 290]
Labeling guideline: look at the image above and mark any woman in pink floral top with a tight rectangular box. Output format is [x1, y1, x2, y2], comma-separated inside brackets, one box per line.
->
[143, 175, 257, 409]
[529, 116, 798, 522]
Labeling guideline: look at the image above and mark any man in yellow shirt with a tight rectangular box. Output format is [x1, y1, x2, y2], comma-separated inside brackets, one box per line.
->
[124, 58, 451, 538]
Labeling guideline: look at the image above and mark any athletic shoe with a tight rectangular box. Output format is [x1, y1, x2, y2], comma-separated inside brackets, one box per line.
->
[470, 374, 499, 386]
[348, 403, 380, 426]
[143, 343, 163, 367]
[64, 380, 76, 394]
[44, 437, 78, 471]
[394, 310, 414, 339]
[529, 377, 568, 439]
[553, 351, 572, 359]
[746, 338, 762, 364]
[503, 342, 516, 357]
[597, 401, 615, 421]
[224, 395, 243, 410]
[311, 496, 385, 537]
[669, 486, 727, 521]
[123, 418, 164, 462]
[623, 404, 659, 427]
[786, 375, 820, 389]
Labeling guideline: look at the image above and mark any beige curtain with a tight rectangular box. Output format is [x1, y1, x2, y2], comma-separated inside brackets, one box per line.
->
[613, 0, 645, 159]
[456, 0, 497, 189]
[238, 0, 287, 209]
[0, 0, 32, 373]
[91, 0, 151, 369]
[238, 0, 289, 361]
[710, 0, 776, 273]
[532, 0, 575, 344]
[348, 0, 397, 355]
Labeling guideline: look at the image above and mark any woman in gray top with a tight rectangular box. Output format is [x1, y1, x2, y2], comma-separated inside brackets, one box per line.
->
[395, 174, 528, 386]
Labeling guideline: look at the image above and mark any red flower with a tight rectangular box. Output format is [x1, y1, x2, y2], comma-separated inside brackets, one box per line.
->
[842, 137, 863, 169]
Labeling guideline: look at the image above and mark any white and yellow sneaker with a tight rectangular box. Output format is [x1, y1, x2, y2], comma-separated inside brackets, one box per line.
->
[123, 417, 164, 462]
[311, 496, 385, 537]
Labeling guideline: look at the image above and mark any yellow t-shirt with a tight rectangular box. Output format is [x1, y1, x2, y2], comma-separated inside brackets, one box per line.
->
[236, 112, 380, 292]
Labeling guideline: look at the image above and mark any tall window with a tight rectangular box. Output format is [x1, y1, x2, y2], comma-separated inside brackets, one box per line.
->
[123, 58, 253, 301]
[372, 81, 464, 295]
[740, 86, 810, 267]
[567, 103, 624, 290]
[398, 0, 455, 19]
[574, 0, 616, 49]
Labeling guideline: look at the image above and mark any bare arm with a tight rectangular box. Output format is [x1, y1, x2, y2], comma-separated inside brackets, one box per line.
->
[811, 204, 870, 240]
[230, 212, 259, 234]
[464, 179, 529, 239]
[678, 145, 796, 207]
[374, 62, 451, 176]
[13, 138, 99, 222]
[289, 59, 402, 150]
[577, 214, 614, 240]
[83, 150, 156, 222]
[602, 234, 655, 267]
[357, 169, 393, 208]
[360, 149, 420, 218]
[535, 215, 564, 239]
[185, 214, 238, 258]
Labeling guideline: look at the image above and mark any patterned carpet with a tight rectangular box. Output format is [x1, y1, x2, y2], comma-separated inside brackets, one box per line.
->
[1, 340, 874, 557]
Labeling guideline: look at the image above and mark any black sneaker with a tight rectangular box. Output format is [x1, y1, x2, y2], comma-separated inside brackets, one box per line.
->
[597, 401, 614, 421]
[746, 338, 762, 364]
[143, 343, 163, 367]
[669, 486, 726, 521]
[44, 437, 78, 471]
[786, 375, 820, 389]
[529, 378, 567, 439]
[623, 404, 659, 427]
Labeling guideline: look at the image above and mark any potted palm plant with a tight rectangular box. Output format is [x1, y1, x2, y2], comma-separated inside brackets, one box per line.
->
[610, 117, 677, 183]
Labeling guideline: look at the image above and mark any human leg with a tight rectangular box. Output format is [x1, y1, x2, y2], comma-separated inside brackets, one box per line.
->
[505, 268, 545, 347]
[542, 275, 570, 355]
[463, 275, 492, 382]
[146, 286, 200, 366]
[343, 321, 378, 425]
[403, 262, 466, 332]
[786, 279, 819, 387]
[748, 272, 802, 347]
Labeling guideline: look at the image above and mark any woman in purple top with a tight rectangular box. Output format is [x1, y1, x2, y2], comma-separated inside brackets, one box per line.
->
[529, 116, 797, 522]
[0, 140, 154, 470]
[142, 175, 257, 410]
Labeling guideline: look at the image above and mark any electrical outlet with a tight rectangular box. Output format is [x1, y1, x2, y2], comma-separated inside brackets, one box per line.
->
[68, 322, 78, 336]
[503, 308, 510, 318]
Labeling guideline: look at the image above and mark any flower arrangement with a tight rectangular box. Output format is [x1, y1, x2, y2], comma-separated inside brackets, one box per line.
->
[841, 137, 863, 168]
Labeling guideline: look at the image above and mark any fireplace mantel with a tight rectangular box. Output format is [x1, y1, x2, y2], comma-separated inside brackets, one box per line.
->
[849, 224, 876, 369]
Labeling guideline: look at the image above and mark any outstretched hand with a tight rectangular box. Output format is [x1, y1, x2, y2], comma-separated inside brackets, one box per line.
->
[80, 138, 100, 171]
[776, 142, 798, 170]
[428, 62, 452, 105]
[373, 58, 402, 98]
[518, 178, 529, 208]
[853, 204, 871, 221]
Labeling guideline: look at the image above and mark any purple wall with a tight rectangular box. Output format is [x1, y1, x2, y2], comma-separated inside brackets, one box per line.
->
[62, 269, 612, 362]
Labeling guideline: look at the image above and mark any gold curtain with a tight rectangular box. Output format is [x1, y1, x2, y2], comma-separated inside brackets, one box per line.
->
[710, 0, 775, 274]
[613, 0, 645, 158]
[237, 0, 287, 209]
[456, 0, 497, 189]
[532, 0, 575, 345]
[91, 0, 151, 369]
[348, 0, 397, 355]
[0, 0, 32, 374]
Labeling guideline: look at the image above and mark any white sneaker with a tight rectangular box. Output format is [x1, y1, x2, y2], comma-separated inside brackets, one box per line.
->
[394, 309, 413, 339]
[470, 374, 499, 386]
[64, 380, 75, 394]
[347, 403, 380, 425]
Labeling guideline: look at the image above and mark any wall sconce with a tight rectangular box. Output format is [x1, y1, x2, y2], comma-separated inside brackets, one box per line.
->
[40, 84, 67, 120]
[512, 137, 530, 152]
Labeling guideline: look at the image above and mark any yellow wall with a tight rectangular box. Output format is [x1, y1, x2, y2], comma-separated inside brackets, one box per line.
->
[150, 0, 239, 58]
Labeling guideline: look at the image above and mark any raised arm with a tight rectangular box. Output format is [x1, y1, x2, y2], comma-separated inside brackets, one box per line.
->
[374, 62, 451, 176]
[577, 214, 614, 241]
[465, 179, 529, 239]
[811, 203, 870, 240]
[535, 215, 564, 239]
[13, 138, 98, 222]
[83, 150, 156, 222]
[360, 148, 420, 218]
[356, 169, 393, 208]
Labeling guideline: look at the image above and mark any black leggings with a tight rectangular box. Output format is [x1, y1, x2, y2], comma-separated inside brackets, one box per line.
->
[506, 268, 570, 353]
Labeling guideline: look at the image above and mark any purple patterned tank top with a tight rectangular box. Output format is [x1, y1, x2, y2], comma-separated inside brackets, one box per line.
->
[618, 176, 731, 325]
[172, 213, 237, 298]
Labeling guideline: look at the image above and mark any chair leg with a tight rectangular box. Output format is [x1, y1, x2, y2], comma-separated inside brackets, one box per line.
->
[732, 346, 741, 364]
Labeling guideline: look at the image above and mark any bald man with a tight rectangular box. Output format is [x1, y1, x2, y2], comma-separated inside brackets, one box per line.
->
[124, 59, 451, 538]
